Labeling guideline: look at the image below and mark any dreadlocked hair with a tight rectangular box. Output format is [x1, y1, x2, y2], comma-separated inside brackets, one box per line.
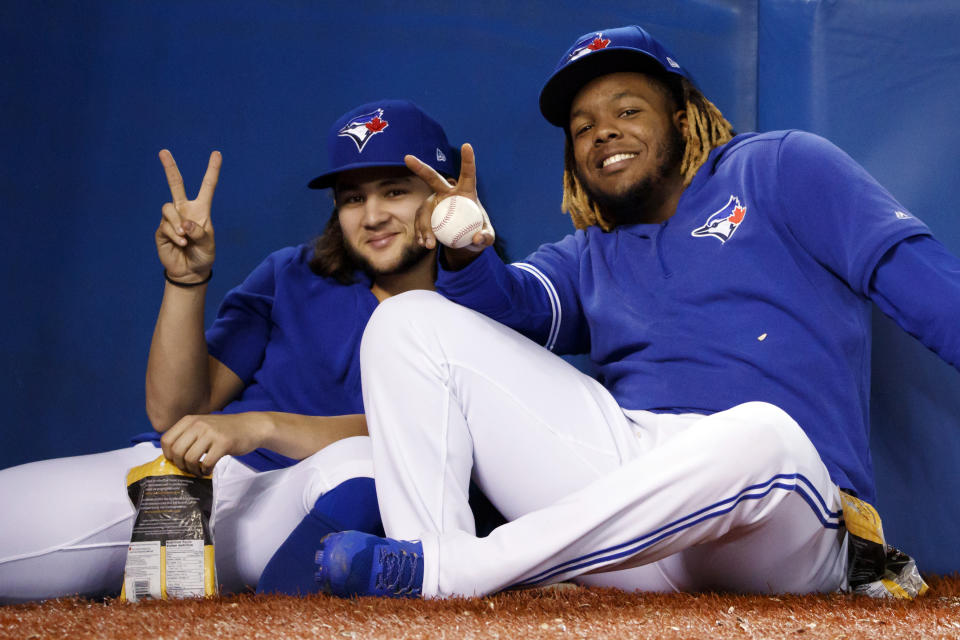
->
[561, 77, 734, 231]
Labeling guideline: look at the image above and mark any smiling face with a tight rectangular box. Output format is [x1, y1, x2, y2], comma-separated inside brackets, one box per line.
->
[334, 166, 434, 278]
[568, 71, 687, 225]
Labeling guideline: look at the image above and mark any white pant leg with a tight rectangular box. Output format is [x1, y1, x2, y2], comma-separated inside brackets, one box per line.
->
[361, 292, 845, 597]
[0, 442, 160, 603]
[213, 435, 374, 592]
[361, 292, 648, 595]
[0, 436, 374, 602]
[438, 403, 846, 596]
[613, 410, 848, 594]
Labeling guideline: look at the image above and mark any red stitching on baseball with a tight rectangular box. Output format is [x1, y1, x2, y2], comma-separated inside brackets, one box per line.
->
[452, 220, 483, 245]
[432, 197, 458, 233]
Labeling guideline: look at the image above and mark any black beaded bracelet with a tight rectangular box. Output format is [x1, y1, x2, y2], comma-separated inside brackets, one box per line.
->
[164, 269, 212, 288]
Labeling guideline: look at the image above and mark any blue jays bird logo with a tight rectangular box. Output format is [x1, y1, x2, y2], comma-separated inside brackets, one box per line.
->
[568, 33, 611, 62]
[691, 196, 747, 243]
[338, 108, 389, 152]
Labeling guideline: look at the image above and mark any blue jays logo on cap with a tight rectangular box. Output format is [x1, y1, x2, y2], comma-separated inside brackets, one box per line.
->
[338, 108, 390, 153]
[308, 99, 455, 190]
[568, 33, 611, 62]
[566, 30, 684, 69]
[539, 25, 693, 127]
[691, 196, 747, 243]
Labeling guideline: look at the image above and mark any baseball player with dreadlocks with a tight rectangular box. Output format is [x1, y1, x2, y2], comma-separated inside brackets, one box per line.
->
[312, 25, 942, 598]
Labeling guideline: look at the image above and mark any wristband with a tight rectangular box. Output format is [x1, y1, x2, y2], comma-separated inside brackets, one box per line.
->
[164, 269, 212, 288]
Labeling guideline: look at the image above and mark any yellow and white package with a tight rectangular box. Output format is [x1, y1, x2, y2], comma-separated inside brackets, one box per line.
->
[841, 491, 928, 600]
[120, 455, 216, 601]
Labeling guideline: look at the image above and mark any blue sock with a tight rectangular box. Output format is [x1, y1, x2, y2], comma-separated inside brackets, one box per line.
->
[256, 477, 383, 596]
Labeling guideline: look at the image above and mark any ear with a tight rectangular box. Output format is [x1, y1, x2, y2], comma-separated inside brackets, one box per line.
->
[673, 109, 688, 137]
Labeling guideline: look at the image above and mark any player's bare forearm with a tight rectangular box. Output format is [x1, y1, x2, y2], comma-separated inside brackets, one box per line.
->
[258, 413, 369, 460]
[145, 283, 216, 430]
[148, 149, 229, 430]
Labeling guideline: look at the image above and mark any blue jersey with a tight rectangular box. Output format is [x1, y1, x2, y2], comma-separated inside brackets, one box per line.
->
[135, 244, 378, 471]
[437, 131, 936, 502]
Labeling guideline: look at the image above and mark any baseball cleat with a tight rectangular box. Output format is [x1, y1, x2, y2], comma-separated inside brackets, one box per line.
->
[314, 531, 424, 598]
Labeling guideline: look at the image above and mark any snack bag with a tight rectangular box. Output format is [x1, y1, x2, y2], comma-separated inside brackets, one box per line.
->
[120, 455, 216, 601]
[841, 491, 928, 600]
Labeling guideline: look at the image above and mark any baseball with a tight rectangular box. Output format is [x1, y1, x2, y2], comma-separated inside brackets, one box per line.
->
[431, 195, 484, 249]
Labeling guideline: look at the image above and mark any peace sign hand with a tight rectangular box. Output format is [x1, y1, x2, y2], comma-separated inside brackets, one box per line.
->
[155, 150, 221, 283]
[404, 143, 495, 266]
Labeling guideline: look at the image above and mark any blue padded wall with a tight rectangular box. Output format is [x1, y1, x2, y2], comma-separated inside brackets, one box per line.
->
[3, 0, 958, 574]
[0, 0, 756, 466]
[758, 0, 960, 575]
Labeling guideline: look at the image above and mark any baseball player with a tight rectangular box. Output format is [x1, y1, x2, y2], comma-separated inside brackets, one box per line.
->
[313, 26, 941, 599]
[0, 99, 457, 602]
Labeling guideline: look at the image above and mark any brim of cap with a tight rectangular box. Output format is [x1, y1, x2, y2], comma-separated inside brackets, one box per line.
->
[539, 48, 684, 128]
[307, 159, 410, 190]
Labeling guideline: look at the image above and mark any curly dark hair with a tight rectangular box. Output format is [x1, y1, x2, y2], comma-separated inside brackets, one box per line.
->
[308, 210, 362, 284]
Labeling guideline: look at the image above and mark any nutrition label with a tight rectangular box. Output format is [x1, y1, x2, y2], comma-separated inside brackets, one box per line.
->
[165, 539, 206, 598]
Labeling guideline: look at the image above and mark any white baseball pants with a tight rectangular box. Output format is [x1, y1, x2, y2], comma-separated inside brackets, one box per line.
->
[361, 291, 847, 598]
[0, 436, 373, 603]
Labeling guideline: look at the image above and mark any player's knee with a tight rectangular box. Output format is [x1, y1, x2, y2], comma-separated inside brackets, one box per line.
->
[367, 289, 449, 333]
[369, 289, 439, 328]
[299, 436, 375, 506]
[362, 291, 435, 357]
[721, 401, 813, 468]
[361, 290, 464, 365]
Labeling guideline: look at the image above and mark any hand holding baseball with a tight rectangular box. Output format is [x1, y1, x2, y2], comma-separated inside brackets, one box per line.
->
[405, 143, 495, 258]
[155, 149, 221, 283]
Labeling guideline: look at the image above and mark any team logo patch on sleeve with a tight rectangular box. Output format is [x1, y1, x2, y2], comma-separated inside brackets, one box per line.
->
[338, 108, 389, 152]
[691, 195, 747, 243]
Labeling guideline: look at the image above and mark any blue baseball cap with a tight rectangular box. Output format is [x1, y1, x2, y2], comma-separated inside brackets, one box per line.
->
[309, 99, 455, 189]
[539, 25, 692, 128]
